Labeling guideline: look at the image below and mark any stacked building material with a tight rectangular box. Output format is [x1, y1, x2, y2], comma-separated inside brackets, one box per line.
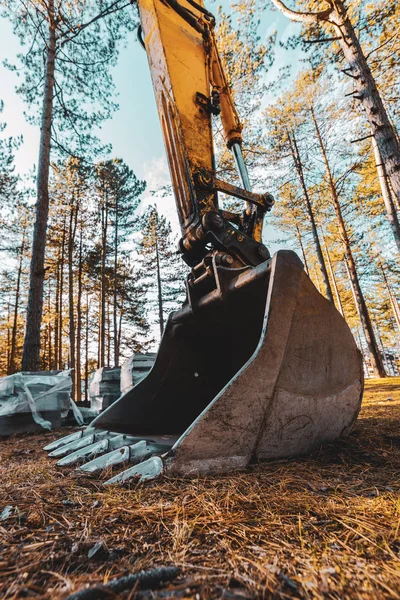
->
[120, 353, 157, 394]
[89, 367, 122, 413]
[0, 371, 72, 436]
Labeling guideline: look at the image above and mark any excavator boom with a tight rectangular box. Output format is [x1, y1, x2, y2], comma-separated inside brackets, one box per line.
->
[45, 0, 363, 483]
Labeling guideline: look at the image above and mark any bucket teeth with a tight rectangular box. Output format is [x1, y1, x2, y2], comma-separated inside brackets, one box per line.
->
[78, 439, 150, 474]
[45, 428, 174, 481]
[80, 439, 168, 475]
[104, 456, 164, 485]
[44, 428, 90, 452]
[57, 434, 140, 468]
[80, 440, 164, 475]
[48, 430, 116, 458]
[57, 438, 110, 466]
[78, 444, 132, 473]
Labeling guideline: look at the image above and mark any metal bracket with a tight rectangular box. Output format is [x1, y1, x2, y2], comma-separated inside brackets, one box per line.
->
[194, 169, 274, 211]
[194, 92, 221, 116]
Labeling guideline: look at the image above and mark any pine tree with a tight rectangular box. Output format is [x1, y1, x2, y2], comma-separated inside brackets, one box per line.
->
[136, 206, 186, 341]
[2, 0, 138, 370]
[95, 159, 146, 366]
[264, 89, 334, 302]
[270, 0, 400, 213]
[0, 105, 29, 375]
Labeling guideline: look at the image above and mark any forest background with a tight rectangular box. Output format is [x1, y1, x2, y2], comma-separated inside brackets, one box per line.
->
[1, 0, 400, 401]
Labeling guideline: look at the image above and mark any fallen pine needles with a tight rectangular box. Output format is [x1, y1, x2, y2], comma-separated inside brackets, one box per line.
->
[0, 378, 399, 599]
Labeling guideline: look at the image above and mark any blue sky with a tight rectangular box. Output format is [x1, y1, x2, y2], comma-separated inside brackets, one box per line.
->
[0, 3, 301, 234]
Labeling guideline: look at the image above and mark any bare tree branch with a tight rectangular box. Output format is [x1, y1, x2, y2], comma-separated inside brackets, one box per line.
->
[269, 0, 333, 25]
[58, 0, 132, 46]
[303, 36, 340, 44]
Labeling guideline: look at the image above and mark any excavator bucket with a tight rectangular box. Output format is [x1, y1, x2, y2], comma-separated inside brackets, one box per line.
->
[46, 251, 363, 483]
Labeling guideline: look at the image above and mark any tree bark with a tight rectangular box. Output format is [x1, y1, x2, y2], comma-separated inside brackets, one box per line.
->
[47, 282, 52, 370]
[54, 259, 60, 370]
[68, 201, 78, 396]
[371, 136, 400, 252]
[76, 227, 83, 402]
[155, 229, 164, 338]
[107, 299, 111, 366]
[22, 10, 56, 371]
[373, 322, 390, 374]
[99, 198, 108, 367]
[380, 263, 400, 336]
[58, 216, 66, 369]
[313, 266, 322, 294]
[6, 302, 11, 373]
[85, 291, 89, 404]
[288, 130, 334, 303]
[311, 107, 386, 377]
[117, 308, 123, 359]
[323, 238, 344, 317]
[8, 233, 26, 374]
[113, 197, 119, 367]
[98, 294, 101, 367]
[293, 216, 309, 275]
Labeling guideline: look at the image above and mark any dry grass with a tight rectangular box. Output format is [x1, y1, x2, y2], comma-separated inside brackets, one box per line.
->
[1, 378, 400, 599]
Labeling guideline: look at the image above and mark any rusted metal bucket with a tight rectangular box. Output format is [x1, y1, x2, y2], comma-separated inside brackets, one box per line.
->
[46, 251, 363, 483]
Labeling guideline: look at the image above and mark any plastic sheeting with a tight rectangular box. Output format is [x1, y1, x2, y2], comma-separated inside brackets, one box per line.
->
[89, 367, 121, 413]
[0, 371, 83, 431]
[120, 353, 156, 394]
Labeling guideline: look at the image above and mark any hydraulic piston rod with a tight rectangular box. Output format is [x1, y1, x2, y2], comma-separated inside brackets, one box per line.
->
[232, 142, 251, 192]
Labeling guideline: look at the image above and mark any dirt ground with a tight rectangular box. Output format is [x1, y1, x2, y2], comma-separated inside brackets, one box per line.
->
[1, 378, 400, 599]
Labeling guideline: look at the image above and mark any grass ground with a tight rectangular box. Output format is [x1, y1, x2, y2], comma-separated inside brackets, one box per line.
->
[1, 378, 400, 599]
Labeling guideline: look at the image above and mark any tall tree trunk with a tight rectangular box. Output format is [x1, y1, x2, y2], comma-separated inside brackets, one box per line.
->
[371, 137, 400, 252]
[42, 322, 49, 370]
[85, 291, 89, 404]
[113, 198, 119, 367]
[107, 300, 111, 366]
[373, 322, 390, 373]
[311, 107, 386, 377]
[356, 328, 368, 374]
[97, 294, 101, 368]
[330, 2, 400, 205]
[155, 231, 164, 338]
[47, 282, 52, 370]
[293, 216, 309, 275]
[117, 307, 123, 359]
[313, 266, 322, 293]
[75, 227, 83, 402]
[68, 202, 78, 396]
[99, 200, 108, 367]
[380, 263, 400, 336]
[58, 216, 66, 369]
[54, 259, 60, 370]
[6, 301, 11, 374]
[8, 234, 26, 374]
[323, 238, 344, 317]
[22, 12, 56, 371]
[288, 130, 334, 303]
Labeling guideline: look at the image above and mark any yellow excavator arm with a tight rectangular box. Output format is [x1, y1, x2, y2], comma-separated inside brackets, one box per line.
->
[137, 0, 272, 270]
[45, 0, 363, 484]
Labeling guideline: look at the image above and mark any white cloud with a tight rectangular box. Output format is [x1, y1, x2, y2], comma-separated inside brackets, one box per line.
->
[140, 155, 181, 236]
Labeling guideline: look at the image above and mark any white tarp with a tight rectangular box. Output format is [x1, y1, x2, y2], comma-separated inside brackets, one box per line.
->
[0, 371, 83, 430]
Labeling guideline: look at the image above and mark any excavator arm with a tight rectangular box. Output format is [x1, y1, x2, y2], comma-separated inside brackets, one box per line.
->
[137, 0, 273, 272]
[45, 0, 363, 484]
